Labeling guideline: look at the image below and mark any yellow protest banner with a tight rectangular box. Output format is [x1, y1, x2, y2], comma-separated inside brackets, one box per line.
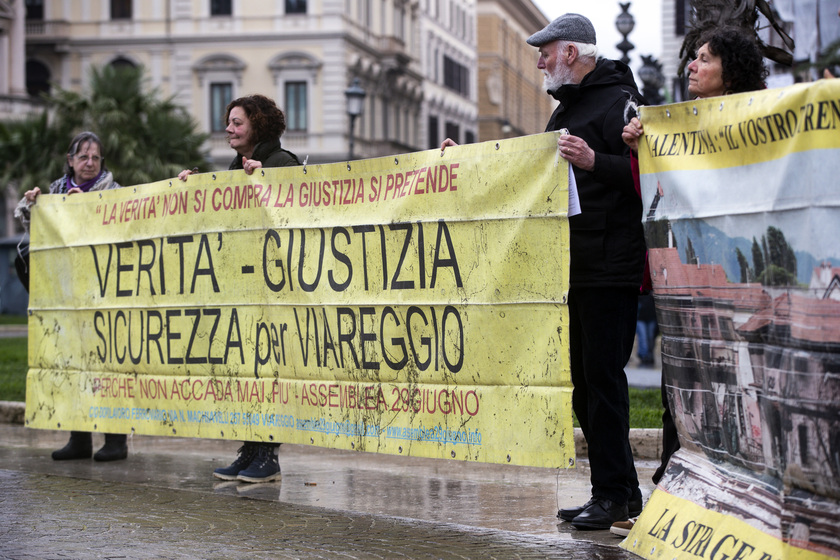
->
[637, 80, 840, 173]
[626, 80, 840, 559]
[25, 132, 574, 468]
[623, 489, 837, 560]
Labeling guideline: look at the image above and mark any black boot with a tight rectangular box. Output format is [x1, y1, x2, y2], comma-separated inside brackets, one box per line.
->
[52, 431, 93, 460]
[94, 433, 128, 462]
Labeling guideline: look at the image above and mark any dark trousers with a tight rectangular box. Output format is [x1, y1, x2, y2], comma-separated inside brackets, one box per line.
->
[246, 441, 281, 448]
[653, 370, 681, 485]
[568, 286, 640, 504]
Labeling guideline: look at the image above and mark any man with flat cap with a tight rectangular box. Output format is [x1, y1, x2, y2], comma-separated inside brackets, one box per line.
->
[530, 13, 646, 530]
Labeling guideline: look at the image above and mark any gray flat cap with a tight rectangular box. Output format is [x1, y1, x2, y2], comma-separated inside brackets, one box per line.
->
[526, 13, 596, 47]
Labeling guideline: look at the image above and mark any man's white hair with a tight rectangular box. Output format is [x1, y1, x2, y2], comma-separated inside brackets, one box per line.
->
[556, 40, 598, 63]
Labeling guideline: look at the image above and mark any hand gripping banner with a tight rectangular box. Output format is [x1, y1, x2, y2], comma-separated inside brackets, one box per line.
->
[622, 81, 840, 560]
[24, 132, 574, 469]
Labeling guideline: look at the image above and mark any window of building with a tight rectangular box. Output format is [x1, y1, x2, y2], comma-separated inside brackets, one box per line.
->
[395, 4, 405, 40]
[211, 0, 232, 16]
[382, 99, 394, 141]
[111, 0, 132, 19]
[381, 0, 386, 34]
[25, 0, 44, 20]
[676, 0, 690, 36]
[367, 94, 376, 141]
[285, 81, 308, 132]
[465, 130, 475, 144]
[210, 82, 233, 132]
[285, 0, 306, 14]
[428, 115, 439, 150]
[194, 54, 245, 134]
[445, 121, 460, 144]
[443, 55, 469, 97]
[798, 424, 809, 465]
[269, 52, 320, 135]
[110, 57, 137, 70]
[25, 60, 50, 97]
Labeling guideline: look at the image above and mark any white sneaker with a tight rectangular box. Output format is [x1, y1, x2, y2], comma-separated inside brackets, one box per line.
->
[610, 517, 637, 537]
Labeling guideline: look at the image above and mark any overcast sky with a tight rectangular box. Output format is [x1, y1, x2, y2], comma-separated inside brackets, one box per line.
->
[530, 0, 663, 76]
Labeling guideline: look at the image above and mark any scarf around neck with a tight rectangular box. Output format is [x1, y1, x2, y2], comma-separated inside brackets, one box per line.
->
[69, 168, 105, 192]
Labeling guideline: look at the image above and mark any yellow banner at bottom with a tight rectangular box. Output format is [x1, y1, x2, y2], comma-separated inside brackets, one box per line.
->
[26, 369, 574, 468]
[622, 490, 836, 560]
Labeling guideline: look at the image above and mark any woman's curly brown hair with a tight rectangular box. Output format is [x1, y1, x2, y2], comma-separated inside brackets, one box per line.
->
[698, 27, 768, 94]
[225, 94, 287, 145]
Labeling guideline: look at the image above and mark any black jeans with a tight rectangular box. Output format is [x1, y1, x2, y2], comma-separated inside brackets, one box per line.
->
[568, 286, 640, 504]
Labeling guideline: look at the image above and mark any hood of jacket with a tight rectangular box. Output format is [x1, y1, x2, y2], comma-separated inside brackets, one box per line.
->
[548, 58, 638, 109]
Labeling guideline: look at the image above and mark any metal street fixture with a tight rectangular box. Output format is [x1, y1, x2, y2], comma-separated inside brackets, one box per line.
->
[344, 77, 367, 160]
[639, 55, 665, 105]
[615, 2, 636, 66]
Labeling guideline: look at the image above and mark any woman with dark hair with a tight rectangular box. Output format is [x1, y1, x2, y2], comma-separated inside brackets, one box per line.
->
[613, 28, 767, 537]
[179, 93, 298, 181]
[623, 27, 768, 152]
[15, 131, 128, 462]
[180, 94, 300, 483]
[686, 27, 768, 98]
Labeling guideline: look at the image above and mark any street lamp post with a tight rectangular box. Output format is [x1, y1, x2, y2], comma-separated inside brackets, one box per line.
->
[344, 77, 367, 160]
[639, 55, 665, 105]
[615, 2, 636, 66]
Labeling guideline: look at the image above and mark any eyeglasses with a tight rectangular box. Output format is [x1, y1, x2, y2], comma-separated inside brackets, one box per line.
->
[74, 154, 102, 164]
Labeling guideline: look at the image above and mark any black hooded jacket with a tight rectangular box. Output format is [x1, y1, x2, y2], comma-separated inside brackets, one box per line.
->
[546, 58, 646, 289]
[228, 137, 300, 171]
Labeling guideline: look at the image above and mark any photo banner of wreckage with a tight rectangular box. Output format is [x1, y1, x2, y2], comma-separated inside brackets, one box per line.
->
[23, 132, 575, 470]
[622, 80, 840, 560]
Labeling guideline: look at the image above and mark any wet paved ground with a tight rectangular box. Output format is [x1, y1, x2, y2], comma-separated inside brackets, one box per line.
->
[0, 424, 657, 559]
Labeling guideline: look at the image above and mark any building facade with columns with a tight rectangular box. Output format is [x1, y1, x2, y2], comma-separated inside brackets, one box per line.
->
[18, 0, 556, 164]
[22, 0, 429, 168]
[0, 0, 30, 118]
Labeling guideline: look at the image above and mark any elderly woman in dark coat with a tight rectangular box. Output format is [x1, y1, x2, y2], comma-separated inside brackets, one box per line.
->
[16, 131, 128, 462]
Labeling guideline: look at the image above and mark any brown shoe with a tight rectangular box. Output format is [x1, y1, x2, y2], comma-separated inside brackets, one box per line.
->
[610, 517, 636, 537]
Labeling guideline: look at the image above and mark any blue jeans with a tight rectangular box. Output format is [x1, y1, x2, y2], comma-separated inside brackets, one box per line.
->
[636, 320, 656, 362]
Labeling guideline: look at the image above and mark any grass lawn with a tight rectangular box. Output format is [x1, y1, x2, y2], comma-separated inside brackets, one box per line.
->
[0, 336, 27, 403]
[629, 386, 664, 428]
[0, 328, 664, 428]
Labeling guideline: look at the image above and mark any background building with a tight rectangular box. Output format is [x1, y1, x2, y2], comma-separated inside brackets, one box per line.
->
[22, 0, 428, 168]
[1, 0, 36, 119]
[476, 0, 552, 141]
[419, 0, 478, 149]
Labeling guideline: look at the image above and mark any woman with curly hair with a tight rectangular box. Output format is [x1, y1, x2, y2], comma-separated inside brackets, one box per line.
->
[179, 93, 299, 180]
[178, 95, 300, 483]
[687, 27, 768, 98]
[624, 27, 767, 153]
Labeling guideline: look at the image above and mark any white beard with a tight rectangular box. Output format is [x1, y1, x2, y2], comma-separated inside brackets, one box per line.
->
[543, 64, 574, 91]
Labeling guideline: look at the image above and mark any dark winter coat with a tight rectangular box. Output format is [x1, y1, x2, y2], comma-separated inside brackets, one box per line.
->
[228, 138, 300, 171]
[546, 58, 646, 289]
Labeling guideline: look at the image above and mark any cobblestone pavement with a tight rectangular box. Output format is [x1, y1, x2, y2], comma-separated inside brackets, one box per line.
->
[0, 425, 656, 560]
